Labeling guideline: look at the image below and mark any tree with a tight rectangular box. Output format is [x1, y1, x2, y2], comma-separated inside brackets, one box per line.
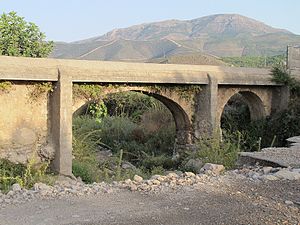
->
[0, 11, 53, 57]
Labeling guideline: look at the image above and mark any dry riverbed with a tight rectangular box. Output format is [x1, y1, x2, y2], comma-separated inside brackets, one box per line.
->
[0, 166, 300, 225]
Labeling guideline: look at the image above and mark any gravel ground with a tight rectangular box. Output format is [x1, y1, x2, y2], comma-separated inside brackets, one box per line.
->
[0, 175, 299, 225]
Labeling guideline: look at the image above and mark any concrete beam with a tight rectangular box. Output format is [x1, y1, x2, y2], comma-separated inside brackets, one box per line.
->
[0, 56, 278, 86]
[50, 70, 73, 176]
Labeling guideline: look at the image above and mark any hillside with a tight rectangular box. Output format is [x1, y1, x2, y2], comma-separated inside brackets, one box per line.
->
[50, 14, 300, 63]
[147, 53, 226, 66]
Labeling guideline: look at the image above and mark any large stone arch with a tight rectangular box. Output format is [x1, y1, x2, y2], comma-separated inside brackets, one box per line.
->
[72, 85, 194, 147]
[217, 86, 273, 128]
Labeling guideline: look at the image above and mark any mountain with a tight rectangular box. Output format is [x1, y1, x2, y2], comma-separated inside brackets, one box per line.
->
[50, 14, 300, 63]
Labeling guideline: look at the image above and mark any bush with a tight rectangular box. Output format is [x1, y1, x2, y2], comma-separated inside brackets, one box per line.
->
[263, 101, 300, 146]
[221, 94, 251, 132]
[104, 92, 158, 121]
[139, 154, 177, 170]
[0, 11, 53, 57]
[185, 133, 241, 169]
[72, 92, 178, 183]
[0, 159, 26, 192]
[72, 160, 100, 183]
[0, 158, 54, 193]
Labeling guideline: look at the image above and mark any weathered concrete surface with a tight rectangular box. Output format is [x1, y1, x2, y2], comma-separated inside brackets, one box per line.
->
[50, 74, 73, 176]
[0, 83, 50, 164]
[239, 136, 300, 168]
[288, 45, 300, 76]
[216, 85, 280, 123]
[0, 56, 289, 174]
[0, 55, 275, 85]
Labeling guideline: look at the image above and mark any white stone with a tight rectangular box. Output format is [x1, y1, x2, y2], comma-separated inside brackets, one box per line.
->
[262, 167, 273, 175]
[150, 175, 161, 180]
[201, 163, 225, 175]
[34, 183, 52, 195]
[274, 170, 300, 180]
[124, 179, 132, 185]
[11, 183, 22, 192]
[152, 180, 161, 186]
[285, 200, 294, 205]
[184, 172, 196, 177]
[262, 175, 279, 181]
[292, 168, 300, 173]
[166, 173, 178, 179]
[133, 175, 143, 183]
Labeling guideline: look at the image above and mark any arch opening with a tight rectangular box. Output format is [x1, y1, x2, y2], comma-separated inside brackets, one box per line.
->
[221, 91, 266, 132]
[72, 88, 192, 181]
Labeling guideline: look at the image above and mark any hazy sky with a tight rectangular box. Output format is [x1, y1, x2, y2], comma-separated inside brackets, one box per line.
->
[0, 0, 299, 42]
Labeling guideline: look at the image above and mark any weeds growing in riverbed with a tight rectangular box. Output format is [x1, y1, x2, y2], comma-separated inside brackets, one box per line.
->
[0, 158, 55, 193]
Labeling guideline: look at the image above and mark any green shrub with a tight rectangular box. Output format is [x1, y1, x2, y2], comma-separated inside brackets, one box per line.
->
[72, 160, 100, 183]
[0, 81, 12, 93]
[104, 92, 157, 121]
[139, 154, 178, 170]
[222, 55, 285, 68]
[72, 91, 178, 183]
[186, 133, 241, 169]
[0, 159, 26, 192]
[0, 158, 54, 193]
[96, 116, 138, 151]
[263, 101, 300, 146]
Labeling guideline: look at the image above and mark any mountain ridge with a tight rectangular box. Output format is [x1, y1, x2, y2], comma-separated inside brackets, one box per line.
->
[50, 14, 300, 62]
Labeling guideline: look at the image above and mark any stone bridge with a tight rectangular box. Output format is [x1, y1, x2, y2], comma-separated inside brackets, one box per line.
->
[0, 56, 290, 176]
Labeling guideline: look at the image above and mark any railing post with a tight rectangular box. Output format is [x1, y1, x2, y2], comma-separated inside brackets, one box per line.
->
[50, 69, 73, 176]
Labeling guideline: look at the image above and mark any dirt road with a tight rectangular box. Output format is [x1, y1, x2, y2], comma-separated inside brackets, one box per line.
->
[0, 176, 299, 225]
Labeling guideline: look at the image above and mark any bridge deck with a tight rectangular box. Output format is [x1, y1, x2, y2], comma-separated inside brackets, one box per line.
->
[0, 56, 276, 86]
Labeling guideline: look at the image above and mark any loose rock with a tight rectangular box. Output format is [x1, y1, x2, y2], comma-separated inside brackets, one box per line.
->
[133, 175, 143, 183]
[201, 163, 225, 175]
[273, 170, 300, 180]
[11, 183, 22, 192]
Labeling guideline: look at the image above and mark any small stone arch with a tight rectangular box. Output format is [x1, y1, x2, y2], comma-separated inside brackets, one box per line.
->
[137, 90, 192, 145]
[72, 86, 193, 146]
[237, 91, 266, 120]
[219, 90, 267, 125]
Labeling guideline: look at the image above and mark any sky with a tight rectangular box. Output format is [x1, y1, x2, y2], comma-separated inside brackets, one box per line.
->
[0, 0, 299, 42]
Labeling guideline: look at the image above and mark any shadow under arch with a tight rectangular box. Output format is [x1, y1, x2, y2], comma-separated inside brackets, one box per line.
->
[73, 88, 192, 146]
[237, 91, 266, 121]
[220, 90, 266, 125]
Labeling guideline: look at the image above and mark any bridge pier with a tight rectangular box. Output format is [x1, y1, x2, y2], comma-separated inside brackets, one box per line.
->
[50, 71, 73, 176]
[193, 74, 219, 139]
